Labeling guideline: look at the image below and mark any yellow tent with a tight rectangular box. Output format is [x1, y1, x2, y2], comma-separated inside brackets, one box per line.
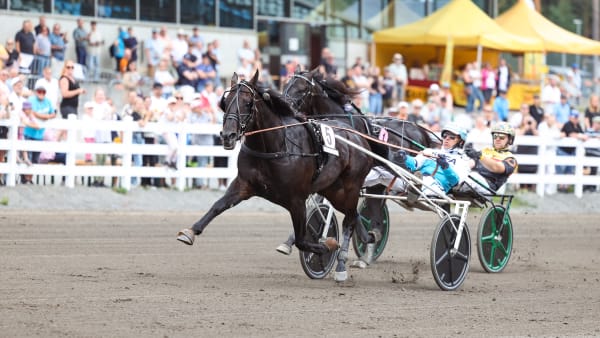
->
[496, 0, 600, 55]
[373, 0, 543, 53]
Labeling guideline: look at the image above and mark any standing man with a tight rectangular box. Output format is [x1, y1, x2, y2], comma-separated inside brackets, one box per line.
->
[15, 20, 36, 56]
[87, 21, 104, 82]
[73, 18, 88, 67]
[387, 53, 407, 104]
[144, 28, 162, 78]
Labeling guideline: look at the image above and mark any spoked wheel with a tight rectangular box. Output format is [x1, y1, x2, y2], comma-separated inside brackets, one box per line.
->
[477, 206, 513, 273]
[299, 204, 339, 279]
[353, 198, 390, 262]
[430, 214, 471, 291]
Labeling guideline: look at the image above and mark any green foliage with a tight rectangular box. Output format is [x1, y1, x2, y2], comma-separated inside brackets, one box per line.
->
[0, 197, 8, 206]
[113, 187, 128, 195]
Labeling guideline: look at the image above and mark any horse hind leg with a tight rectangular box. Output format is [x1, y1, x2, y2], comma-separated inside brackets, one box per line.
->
[290, 200, 337, 256]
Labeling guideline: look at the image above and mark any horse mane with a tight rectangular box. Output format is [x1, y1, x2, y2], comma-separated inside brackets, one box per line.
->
[318, 73, 362, 105]
[255, 85, 297, 118]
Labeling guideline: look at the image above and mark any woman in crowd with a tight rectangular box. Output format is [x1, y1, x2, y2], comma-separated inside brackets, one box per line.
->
[59, 60, 85, 118]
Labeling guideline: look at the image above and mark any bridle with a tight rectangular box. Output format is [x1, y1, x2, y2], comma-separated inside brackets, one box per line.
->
[283, 72, 327, 110]
[222, 81, 258, 140]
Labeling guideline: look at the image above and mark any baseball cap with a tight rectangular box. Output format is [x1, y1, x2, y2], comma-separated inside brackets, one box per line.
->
[398, 101, 409, 109]
[10, 77, 22, 86]
[569, 109, 580, 118]
[393, 53, 403, 60]
[183, 53, 197, 62]
[429, 83, 440, 92]
[35, 83, 46, 92]
[152, 82, 163, 89]
[167, 96, 177, 105]
[84, 101, 94, 109]
[388, 107, 399, 115]
[22, 101, 32, 110]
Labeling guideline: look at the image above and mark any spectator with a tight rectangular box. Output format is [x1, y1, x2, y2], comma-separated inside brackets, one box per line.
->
[422, 98, 442, 131]
[496, 58, 511, 96]
[188, 27, 204, 47]
[58, 60, 85, 118]
[408, 99, 426, 126]
[368, 66, 385, 116]
[87, 21, 104, 82]
[440, 82, 454, 114]
[481, 62, 496, 104]
[529, 93, 545, 125]
[154, 58, 177, 98]
[189, 94, 215, 189]
[176, 53, 198, 96]
[121, 60, 142, 93]
[161, 93, 188, 170]
[19, 101, 40, 182]
[204, 40, 220, 86]
[237, 39, 255, 67]
[584, 94, 600, 130]
[553, 94, 571, 127]
[33, 15, 46, 35]
[492, 90, 509, 122]
[141, 83, 166, 188]
[0, 70, 9, 98]
[583, 116, 600, 192]
[72, 18, 88, 66]
[514, 112, 539, 191]
[510, 102, 532, 129]
[481, 104, 497, 128]
[2, 39, 20, 70]
[144, 28, 162, 77]
[89, 88, 116, 187]
[120, 91, 146, 186]
[123, 27, 138, 62]
[541, 75, 561, 117]
[81, 101, 95, 163]
[319, 47, 337, 78]
[0, 94, 9, 175]
[469, 61, 485, 111]
[381, 67, 395, 110]
[49, 23, 67, 76]
[196, 54, 216, 93]
[387, 53, 407, 104]
[537, 113, 561, 194]
[33, 26, 51, 75]
[340, 66, 355, 89]
[118, 48, 132, 74]
[15, 20, 36, 55]
[171, 28, 189, 67]
[465, 114, 491, 151]
[462, 63, 476, 113]
[35, 67, 60, 111]
[24, 83, 57, 182]
[567, 63, 583, 104]
[111, 27, 127, 72]
[556, 110, 587, 192]
[563, 73, 581, 107]
[351, 64, 370, 112]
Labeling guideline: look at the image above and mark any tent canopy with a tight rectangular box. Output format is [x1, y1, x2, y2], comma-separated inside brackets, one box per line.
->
[495, 0, 600, 55]
[373, 0, 543, 52]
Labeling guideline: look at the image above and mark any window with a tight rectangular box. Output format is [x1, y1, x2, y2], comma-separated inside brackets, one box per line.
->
[257, 0, 288, 17]
[54, 0, 95, 16]
[10, 0, 51, 12]
[292, 0, 323, 21]
[98, 0, 136, 19]
[0, 0, 7, 10]
[219, 0, 253, 29]
[140, 0, 176, 23]
[181, 0, 216, 26]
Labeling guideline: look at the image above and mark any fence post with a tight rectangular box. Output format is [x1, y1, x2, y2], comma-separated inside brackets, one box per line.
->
[574, 141, 585, 198]
[5, 109, 19, 187]
[175, 126, 188, 191]
[535, 137, 546, 197]
[120, 116, 133, 191]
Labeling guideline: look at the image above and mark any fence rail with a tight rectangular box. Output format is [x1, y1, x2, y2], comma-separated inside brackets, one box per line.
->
[1, 117, 599, 197]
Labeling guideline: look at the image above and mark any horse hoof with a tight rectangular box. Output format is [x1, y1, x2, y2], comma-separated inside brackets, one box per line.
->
[334, 270, 348, 282]
[324, 237, 339, 251]
[350, 260, 368, 269]
[177, 229, 195, 245]
[276, 243, 292, 255]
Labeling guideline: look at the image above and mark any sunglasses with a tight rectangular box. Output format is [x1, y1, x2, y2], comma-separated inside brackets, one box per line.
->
[492, 134, 507, 140]
[443, 134, 458, 140]
[175, 97, 183, 100]
[65, 66, 74, 69]
[36, 90, 46, 93]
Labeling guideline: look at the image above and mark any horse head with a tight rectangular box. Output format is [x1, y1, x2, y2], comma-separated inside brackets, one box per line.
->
[220, 71, 260, 150]
[283, 68, 329, 113]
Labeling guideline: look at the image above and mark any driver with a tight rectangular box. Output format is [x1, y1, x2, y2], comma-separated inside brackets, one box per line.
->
[463, 122, 518, 194]
[364, 122, 471, 196]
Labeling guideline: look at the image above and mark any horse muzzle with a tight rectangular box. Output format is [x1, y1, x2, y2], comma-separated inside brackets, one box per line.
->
[220, 131, 237, 150]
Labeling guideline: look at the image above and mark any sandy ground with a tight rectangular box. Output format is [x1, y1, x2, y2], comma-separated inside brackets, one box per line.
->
[1, 186, 600, 337]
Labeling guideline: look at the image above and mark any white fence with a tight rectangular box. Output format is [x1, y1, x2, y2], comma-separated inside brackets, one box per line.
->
[1, 116, 600, 197]
[0, 114, 240, 191]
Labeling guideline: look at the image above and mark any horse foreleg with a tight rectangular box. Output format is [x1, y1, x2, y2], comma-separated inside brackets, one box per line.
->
[177, 178, 253, 245]
[290, 199, 337, 255]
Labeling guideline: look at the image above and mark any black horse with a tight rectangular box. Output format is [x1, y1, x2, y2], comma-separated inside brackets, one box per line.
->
[280, 68, 442, 263]
[177, 72, 375, 282]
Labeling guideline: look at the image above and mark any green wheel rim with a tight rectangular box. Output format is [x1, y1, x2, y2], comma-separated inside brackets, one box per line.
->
[477, 206, 513, 273]
[353, 199, 390, 261]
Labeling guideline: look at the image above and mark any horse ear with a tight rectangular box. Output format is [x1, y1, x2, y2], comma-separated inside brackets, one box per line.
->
[250, 70, 259, 85]
[231, 73, 238, 87]
[311, 67, 320, 75]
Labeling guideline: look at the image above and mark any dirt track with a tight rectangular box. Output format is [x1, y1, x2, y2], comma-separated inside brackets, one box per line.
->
[1, 210, 599, 337]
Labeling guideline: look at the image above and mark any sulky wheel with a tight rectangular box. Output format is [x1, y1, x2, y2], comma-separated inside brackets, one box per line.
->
[430, 214, 471, 291]
[299, 204, 339, 279]
[353, 198, 390, 262]
[477, 206, 513, 273]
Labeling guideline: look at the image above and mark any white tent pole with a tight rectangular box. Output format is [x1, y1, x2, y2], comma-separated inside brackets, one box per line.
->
[476, 44, 482, 68]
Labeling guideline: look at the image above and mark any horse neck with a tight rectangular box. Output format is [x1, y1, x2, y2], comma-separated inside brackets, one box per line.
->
[244, 103, 287, 152]
[305, 96, 344, 117]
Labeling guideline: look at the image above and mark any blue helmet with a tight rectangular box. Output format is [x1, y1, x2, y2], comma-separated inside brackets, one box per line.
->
[442, 123, 467, 142]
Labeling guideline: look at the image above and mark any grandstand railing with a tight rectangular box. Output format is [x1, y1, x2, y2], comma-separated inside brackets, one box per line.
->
[0, 115, 239, 191]
[1, 117, 599, 197]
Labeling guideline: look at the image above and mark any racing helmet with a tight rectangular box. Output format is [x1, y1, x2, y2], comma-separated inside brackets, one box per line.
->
[491, 122, 515, 146]
[441, 123, 467, 148]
